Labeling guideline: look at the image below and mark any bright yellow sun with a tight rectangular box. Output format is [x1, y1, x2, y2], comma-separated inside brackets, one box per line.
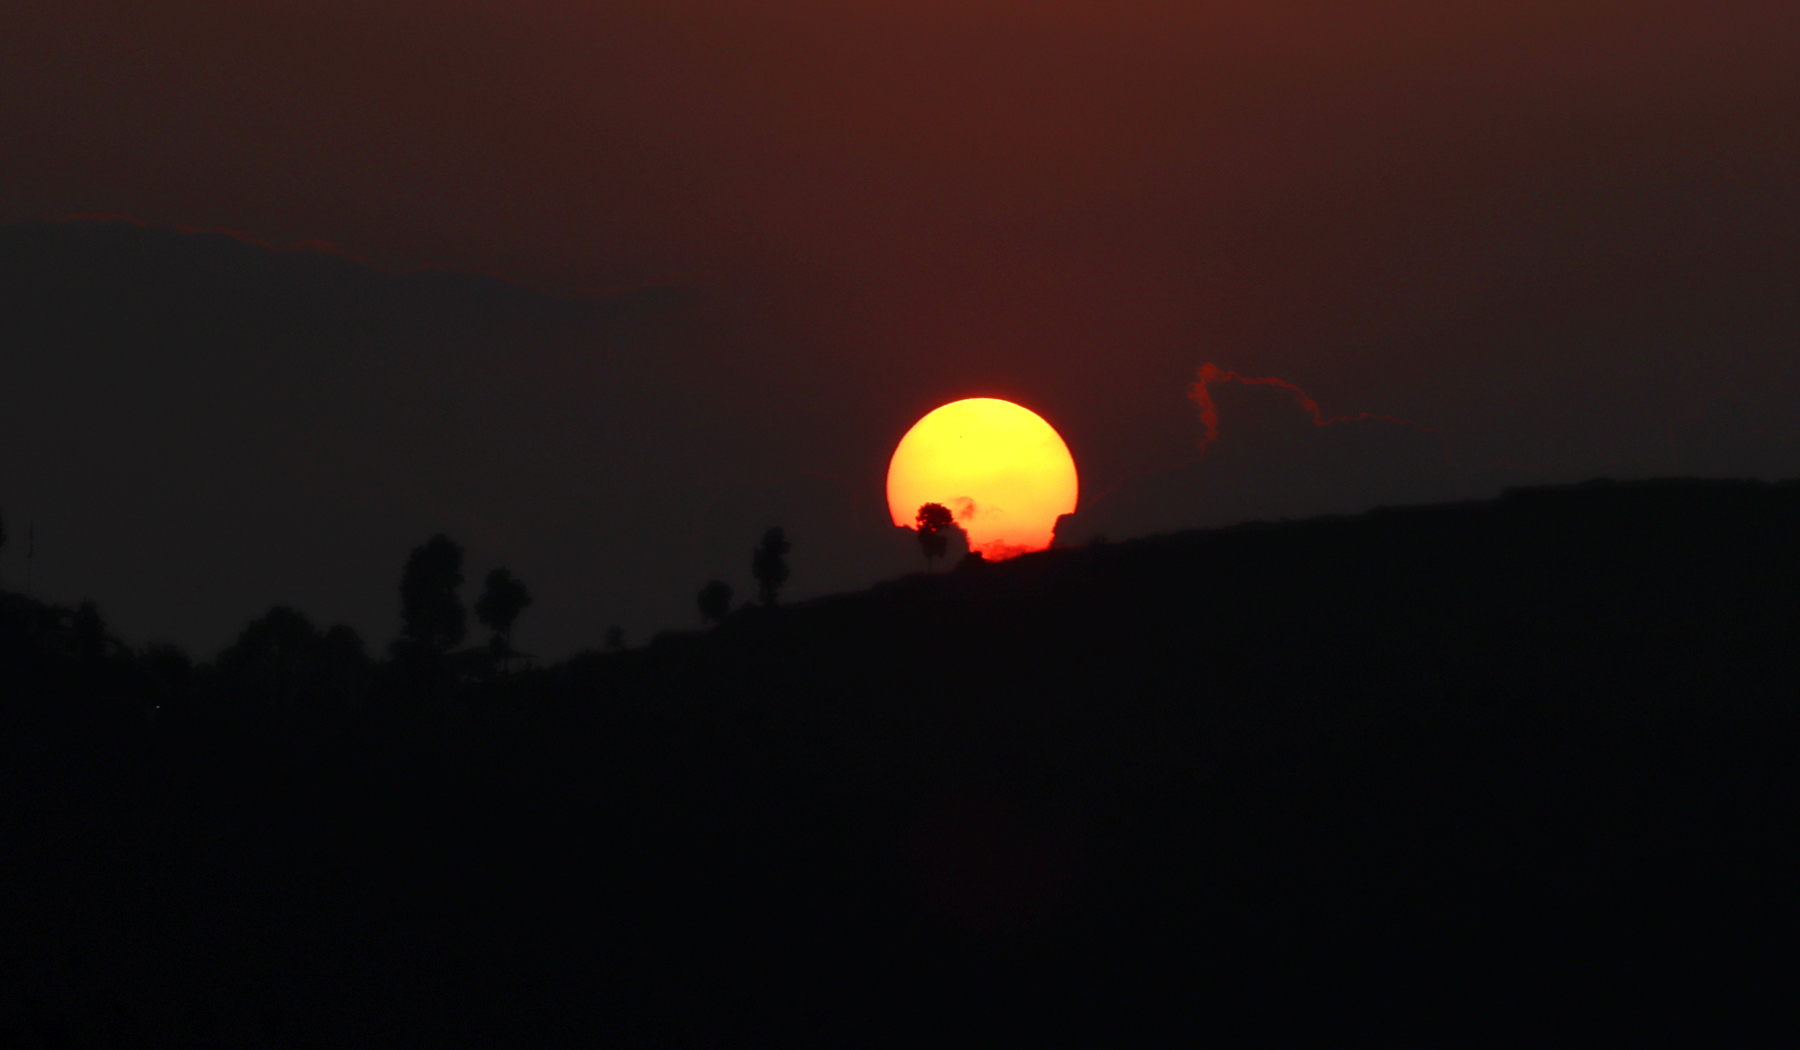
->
[886, 397, 1078, 559]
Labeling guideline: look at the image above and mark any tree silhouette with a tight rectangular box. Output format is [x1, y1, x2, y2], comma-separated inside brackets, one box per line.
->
[751, 527, 791, 606]
[915, 503, 954, 571]
[605, 625, 625, 650]
[218, 606, 320, 708]
[398, 534, 466, 654]
[698, 579, 733, 626]
[475, 568, 532, 650]
[216, 610, 371, 716]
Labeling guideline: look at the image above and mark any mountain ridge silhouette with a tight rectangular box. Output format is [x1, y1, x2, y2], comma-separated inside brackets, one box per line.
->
[4, 476, 1798, 1044]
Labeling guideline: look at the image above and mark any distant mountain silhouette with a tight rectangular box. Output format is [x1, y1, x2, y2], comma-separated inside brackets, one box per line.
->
[0, 217, 666, 341]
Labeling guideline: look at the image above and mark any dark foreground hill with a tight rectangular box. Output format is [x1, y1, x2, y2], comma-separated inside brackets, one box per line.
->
[6, 478, 1800, 1045]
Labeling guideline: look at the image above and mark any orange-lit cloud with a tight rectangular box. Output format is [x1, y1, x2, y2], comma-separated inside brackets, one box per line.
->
[1188, 362, 1452, 463]
[1055, 364, 1544, 545]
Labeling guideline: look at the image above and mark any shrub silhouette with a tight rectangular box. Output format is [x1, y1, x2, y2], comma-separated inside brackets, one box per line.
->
[915, 503, 954, 571]
[475, 568, 532, 651]
[751, 527, 791, 606]
[698, 579, 733, 626]
[397, 534, 466, 655]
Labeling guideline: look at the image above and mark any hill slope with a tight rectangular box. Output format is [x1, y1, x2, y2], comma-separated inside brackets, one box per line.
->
[6, 478, 1799, 1045]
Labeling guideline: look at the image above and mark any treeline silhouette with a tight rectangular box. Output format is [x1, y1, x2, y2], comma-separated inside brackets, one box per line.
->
[4, 479, 1800, 1045]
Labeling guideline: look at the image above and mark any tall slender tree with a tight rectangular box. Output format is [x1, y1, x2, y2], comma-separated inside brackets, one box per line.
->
[751, 527, 791, 606]
[398, 534, 466, 654]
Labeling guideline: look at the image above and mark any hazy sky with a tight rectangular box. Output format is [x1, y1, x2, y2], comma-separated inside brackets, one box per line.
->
[4, 1, 1797, 658]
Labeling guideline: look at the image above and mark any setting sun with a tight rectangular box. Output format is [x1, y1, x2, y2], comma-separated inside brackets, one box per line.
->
[886, 398, 1078, 560]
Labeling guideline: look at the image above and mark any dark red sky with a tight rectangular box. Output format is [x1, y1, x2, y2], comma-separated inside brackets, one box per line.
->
[4, 1, 1798, 656]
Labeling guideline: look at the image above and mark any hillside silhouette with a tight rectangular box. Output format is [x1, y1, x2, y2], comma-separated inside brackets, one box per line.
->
[4, 478, 1799, 1045]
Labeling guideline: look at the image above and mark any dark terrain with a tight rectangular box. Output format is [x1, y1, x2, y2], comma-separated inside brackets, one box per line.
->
[5, 478, 1799, 1045]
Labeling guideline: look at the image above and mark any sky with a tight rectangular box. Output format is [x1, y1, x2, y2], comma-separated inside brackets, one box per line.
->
[3, 1, 1798, 660]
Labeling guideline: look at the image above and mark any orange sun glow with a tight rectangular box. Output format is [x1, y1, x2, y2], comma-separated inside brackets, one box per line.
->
[886, 398, 1078, 560]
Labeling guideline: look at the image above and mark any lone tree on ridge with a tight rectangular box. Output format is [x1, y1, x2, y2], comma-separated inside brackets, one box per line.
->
[398, 534, 466, 655]
[698, 579, 733, 626]
[915, 503, 954, 572]
[751, 527, 791, 606]
[475, 567, 532, 653]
